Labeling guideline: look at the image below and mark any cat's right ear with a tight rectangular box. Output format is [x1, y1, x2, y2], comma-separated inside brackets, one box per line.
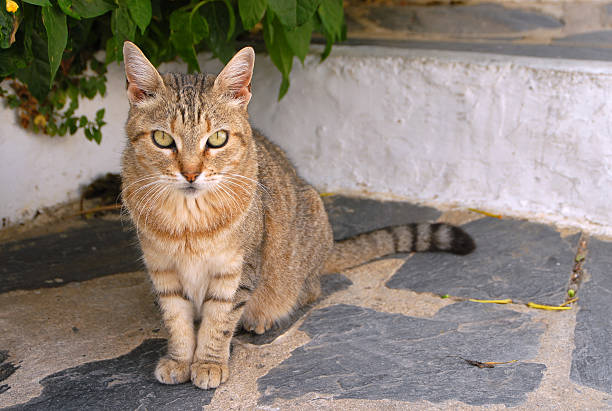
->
[213, 47, 255, 107]
[123, 41, 164, 105]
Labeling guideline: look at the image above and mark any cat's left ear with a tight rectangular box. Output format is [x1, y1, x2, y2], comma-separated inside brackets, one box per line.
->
[214, 47, 255, 107]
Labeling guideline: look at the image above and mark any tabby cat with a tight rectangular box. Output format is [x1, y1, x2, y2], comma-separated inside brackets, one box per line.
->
[120, 41, 475, 389]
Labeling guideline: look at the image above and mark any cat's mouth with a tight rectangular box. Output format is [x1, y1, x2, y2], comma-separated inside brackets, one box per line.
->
[182, 186, 199, 196]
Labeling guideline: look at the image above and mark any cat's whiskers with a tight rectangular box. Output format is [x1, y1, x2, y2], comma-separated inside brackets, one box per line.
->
[121, 174, 160, 195]
[132, 182, 165, 232]
[131, 182, 162, 212]
[215, 183, 239, 218]
[123, 176, 175, 219]
[219, 178, 250, 198]
[120, 176, 164, 214]
[220, 173, 274, 212]
[145, 186, 173, 230]
[123, 180, 162, 205]
[219, 180, 250, 206]
[117, 174, 160, 206]
[222, 172, 272, 198]
[219, 178, 267, 218]
[220, 174, 273, 215]
[141, 186, 162, 229]
[218, 183, 247, 217]
[155, 195, 171, 232]
[144, 185, 171, 229]
[208, 184, 231, 217]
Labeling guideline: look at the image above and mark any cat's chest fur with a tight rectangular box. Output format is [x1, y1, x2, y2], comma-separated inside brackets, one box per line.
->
[140, 221, 246, 308]
[176, 245, 242, 309]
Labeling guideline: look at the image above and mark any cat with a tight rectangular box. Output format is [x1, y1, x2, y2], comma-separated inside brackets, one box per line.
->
[120, 41, 476, 390]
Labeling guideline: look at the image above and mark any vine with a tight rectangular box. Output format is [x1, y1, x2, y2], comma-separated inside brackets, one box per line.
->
[0, 0, 346, 143]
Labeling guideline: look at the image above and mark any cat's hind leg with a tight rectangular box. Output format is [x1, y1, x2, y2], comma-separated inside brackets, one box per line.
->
[241, 188, 332, 334]
[240, 275, 302, 334]
[298, 273, 322, 306]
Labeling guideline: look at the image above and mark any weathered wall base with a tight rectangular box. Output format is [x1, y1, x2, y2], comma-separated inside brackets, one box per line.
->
[1, 46, 611, 234]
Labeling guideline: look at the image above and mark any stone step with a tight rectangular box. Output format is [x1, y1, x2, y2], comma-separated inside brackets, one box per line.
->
[345, 0, 612, 62]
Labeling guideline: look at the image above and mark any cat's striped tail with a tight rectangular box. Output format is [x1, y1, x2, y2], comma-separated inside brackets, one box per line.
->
[323, 223, 475, 273]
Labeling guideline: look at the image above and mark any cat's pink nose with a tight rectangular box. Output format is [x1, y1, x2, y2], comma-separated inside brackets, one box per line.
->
[182, 172, 200, 183]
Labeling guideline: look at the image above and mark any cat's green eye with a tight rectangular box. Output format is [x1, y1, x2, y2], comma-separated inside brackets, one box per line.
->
[207, 130, 228, 148]
[152, 130, 175, 148]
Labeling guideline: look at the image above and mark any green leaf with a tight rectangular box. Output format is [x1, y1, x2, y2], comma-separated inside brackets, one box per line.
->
[285, 19, 311, 63]
[263, 12, 292, 77]
[46, 120, 58, 136]
[127, 0, 152, 34]
[191, 11, 209, 44]
[16, 8, 51, 99]
[80, 76, 98, 98]
[191, 0, 234, 42]
[221, 0, 235, 42]
[203, 1, 235, 63]
[317, 0, 343, 40]
[42, 4, 67, 84]
[104, 37, 116, 63]
[58, 0, 81, 19]
[320, 31, 332, 61]
[313, 13, 332, 61]
[0, 2, 17, 49]
[296, 0, 319, 26]
[266, 0, 318, 28]
[7, 95, 20, 108]
[66, 84, 78, 114]
[279, 76, 289, 100]
[268, 0, 295, 27]
[95, 108, 105, 122]
[22, 0, 52, 6]
[263, 11, 293, 99]
[66, 0, 114, 18]
[0, 48, 27, 76]
[110, 3, 137, 62]
[56, 0, 116, 19]
[92, 128, 102, 144]
[238, 0, 267, 30]
[79, 115, 87, 127]
[50, 88, 66, 108]
[169, 9, 199, 71]
[96, 77, 106, 95]
[68, 116, 78, 134]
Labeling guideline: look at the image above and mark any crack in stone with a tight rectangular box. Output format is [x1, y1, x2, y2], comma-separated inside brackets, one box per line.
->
[566, 234, 589, 304]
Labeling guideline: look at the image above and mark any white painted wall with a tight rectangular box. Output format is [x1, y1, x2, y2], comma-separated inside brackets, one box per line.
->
[2, 46, 612, 234]
[0, 67, 127, 225]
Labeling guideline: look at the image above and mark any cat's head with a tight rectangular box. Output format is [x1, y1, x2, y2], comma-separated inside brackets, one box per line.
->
[121, 41, 257, 204]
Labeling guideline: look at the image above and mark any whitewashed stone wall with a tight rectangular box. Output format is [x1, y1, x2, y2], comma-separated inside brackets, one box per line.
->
[1, 46, 612, 234]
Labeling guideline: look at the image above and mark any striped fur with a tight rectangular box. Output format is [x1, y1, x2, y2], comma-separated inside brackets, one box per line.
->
[324, 223, 475, 273]
[120, 42, 475, 391]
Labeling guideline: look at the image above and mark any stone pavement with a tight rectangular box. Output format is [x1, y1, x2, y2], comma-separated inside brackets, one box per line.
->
[0, 195, 611, 410]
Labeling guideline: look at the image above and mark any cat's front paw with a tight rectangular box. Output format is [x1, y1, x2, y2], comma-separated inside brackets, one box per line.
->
[191, 361, 229, 389]
[154, 356, 191, 384]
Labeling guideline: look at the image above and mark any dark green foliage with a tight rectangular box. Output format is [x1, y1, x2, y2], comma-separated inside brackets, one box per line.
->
[42, 3, 67, 83]
[238, 0, 266, 30]
[0, 0, 345, 142]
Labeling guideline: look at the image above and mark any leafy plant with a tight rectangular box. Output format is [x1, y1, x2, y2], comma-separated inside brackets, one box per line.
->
[0, 0, 346, 143]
